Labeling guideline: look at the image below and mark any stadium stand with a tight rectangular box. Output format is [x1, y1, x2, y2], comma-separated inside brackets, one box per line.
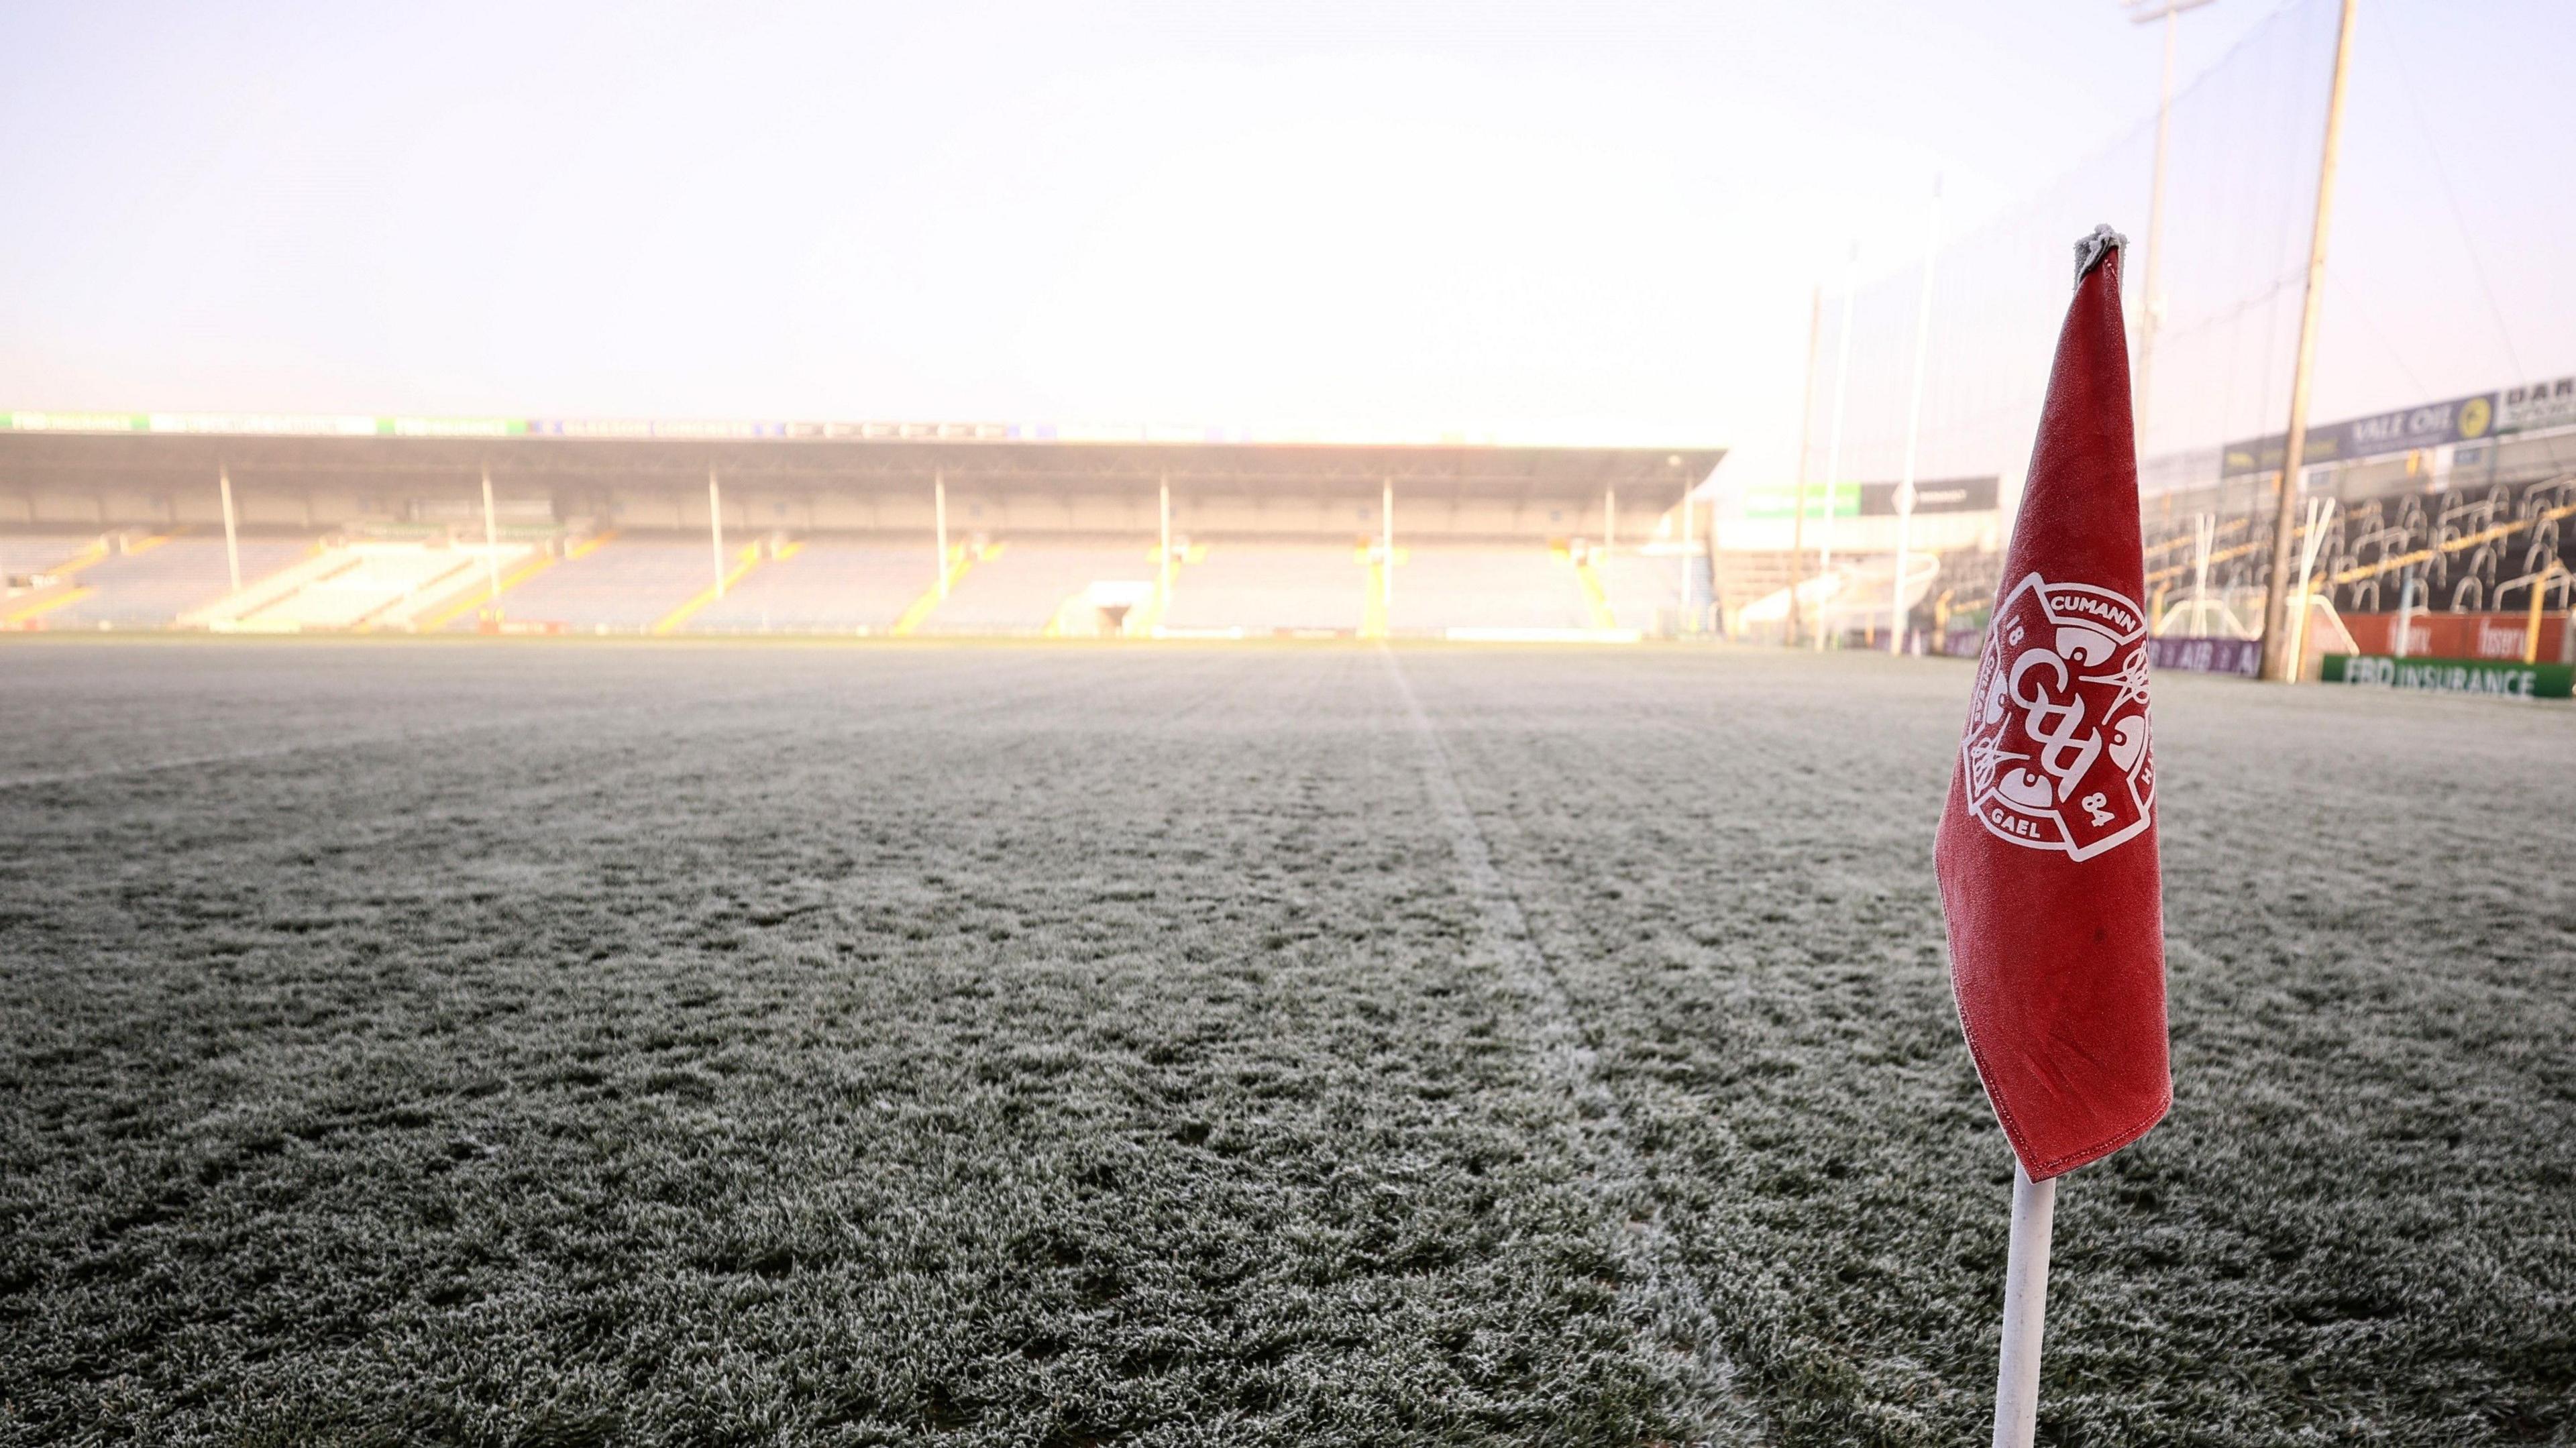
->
[42, 537, 318, 627]
[1158, 546, 1364, 634]
[1597, 551, 1708, 633]
[1386, 548, 1593, 634]
[480, 535, 713, 630]
[0, 428, 1733, 637]
[1, 533, 102, 581]
[916, 543, 1156, 635]
[686, 541, 938, 633]
[189, 542, 526, 630]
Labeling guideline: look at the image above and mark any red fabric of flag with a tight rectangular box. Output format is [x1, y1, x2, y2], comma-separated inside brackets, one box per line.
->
[1935, 230, 2170, 1181]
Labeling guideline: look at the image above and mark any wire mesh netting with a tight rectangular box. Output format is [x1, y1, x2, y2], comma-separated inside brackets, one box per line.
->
[1762, 0, 2574, 657]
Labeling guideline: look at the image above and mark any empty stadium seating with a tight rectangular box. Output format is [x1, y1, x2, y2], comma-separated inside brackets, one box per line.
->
[686, 542, 938, 633]
[482, 537, 715, 630]
[40, 536, 319, 627]
[3, 528, 1761, 640]
[1596, 552, 1707, 632]
[185, 543, 527, 630]
[1, 533, 102, 581]
[1387, 549, 1593, 634]
[918, 544, 1157, 634]
[1159, 546, 1364, 634]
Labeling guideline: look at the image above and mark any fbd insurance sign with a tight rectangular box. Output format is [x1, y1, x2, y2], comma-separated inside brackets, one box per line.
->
[2324, 654, 2573, 699]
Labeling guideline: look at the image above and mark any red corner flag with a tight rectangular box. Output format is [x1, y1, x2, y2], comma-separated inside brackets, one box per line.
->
[1935, 227, 2169, 1182]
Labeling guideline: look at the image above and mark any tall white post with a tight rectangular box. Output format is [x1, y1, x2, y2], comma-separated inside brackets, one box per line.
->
[1818, 242, 1858, 649]
[2259, 0, 2359, 683]
[2129, 0, 2214, 462]
[707, 469, 727, 600]
[1605, 486, 1616, 553]
[1790, 284, 1824, 649]
[2191, 512, 2214, 634]
[2287, 496, 2334, 679]
[219, 463, 242, 594]
[481, 465, 503, 599]
[1892, 180, 1941, 657]
[1680, 482, 1697, 634]
[1159, 472, 1172, 575]
[1381, 477, 1395, 612]
[1991, 1164, 2058, 1448]
[2394, 566, 2417, 658]
[934, 469, 950, 598]
[2138, 6, 2176, 455]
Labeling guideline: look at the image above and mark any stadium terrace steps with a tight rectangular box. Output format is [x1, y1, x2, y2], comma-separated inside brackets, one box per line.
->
[1387, 548, 1592, 634]
[686, 543, 943, 633]
[915, 543, 1159, 635]
[183, 542, 530, 630]
[474, 536, 722, 630]
[1596, 551, 1707, 632]
[42, 537, 321, 628]
[11, 530, 1741, 637]
[1158, 545, 1366, 634]
[1, 533, 107, 580]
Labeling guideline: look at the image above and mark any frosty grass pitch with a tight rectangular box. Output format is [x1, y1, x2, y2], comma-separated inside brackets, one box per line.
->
[2, 639, 2568, 1445]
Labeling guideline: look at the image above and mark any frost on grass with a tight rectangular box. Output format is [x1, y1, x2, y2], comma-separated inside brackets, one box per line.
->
[0, 641, 2568, 1446]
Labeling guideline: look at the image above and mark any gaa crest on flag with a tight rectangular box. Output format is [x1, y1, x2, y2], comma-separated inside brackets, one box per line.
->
[1962, 572, 2155, 861]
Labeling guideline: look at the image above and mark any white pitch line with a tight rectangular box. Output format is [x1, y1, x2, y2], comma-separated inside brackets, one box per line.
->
[1383, 649, 1766, 1446]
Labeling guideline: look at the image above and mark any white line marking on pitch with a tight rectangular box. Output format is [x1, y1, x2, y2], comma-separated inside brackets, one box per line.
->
[1383, 649, 1767, 1446]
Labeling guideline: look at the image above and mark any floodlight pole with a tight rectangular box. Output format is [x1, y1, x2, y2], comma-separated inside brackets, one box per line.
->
[1892, 178, 1942, 657]
[1990, 1162, 2058, 1448]
[1790, 284, 1823, 649]
[481, 464, 502, 600]
[708, 469, 727, 600]
[934, 469, 950, 598]
[219, 463, 241, 594]
[2259, 0, 2358, 683]
[1818, 243, 1858, 649]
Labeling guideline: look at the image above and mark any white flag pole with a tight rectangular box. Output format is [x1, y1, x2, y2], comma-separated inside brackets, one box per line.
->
[1991, 1162, 2058, 1448]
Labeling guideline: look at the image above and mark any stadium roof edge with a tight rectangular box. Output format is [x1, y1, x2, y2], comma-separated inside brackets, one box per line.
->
[0, 410, 1722, 452]
[0, 428, 1724, 506]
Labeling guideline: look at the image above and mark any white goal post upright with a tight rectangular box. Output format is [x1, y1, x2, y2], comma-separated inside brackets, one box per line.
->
[2258, 0, 2358, 682]
[2286, 496, 2335, 679]
[1680, 477, 1695, 633]
[1817, 242, 1858, 650]
[482, 464, 503, 600]
[934, 469, 950, 598]
[1790, 284, 1823, 649]
[1992, 1163, 2059, 1448]
[707, 469, 727, 600]
[218, 462, 242, 594]
[1892, 176, 1941, 657]
[1381, 476, 1395, 613]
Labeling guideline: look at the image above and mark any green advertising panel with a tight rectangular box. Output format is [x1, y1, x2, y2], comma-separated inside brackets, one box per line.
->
[1741, 482, 1860, 520]
[2322, 654, 2573, 700]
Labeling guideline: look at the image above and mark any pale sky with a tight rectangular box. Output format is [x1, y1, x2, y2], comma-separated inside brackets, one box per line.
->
[3, 1, 2567, 486]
